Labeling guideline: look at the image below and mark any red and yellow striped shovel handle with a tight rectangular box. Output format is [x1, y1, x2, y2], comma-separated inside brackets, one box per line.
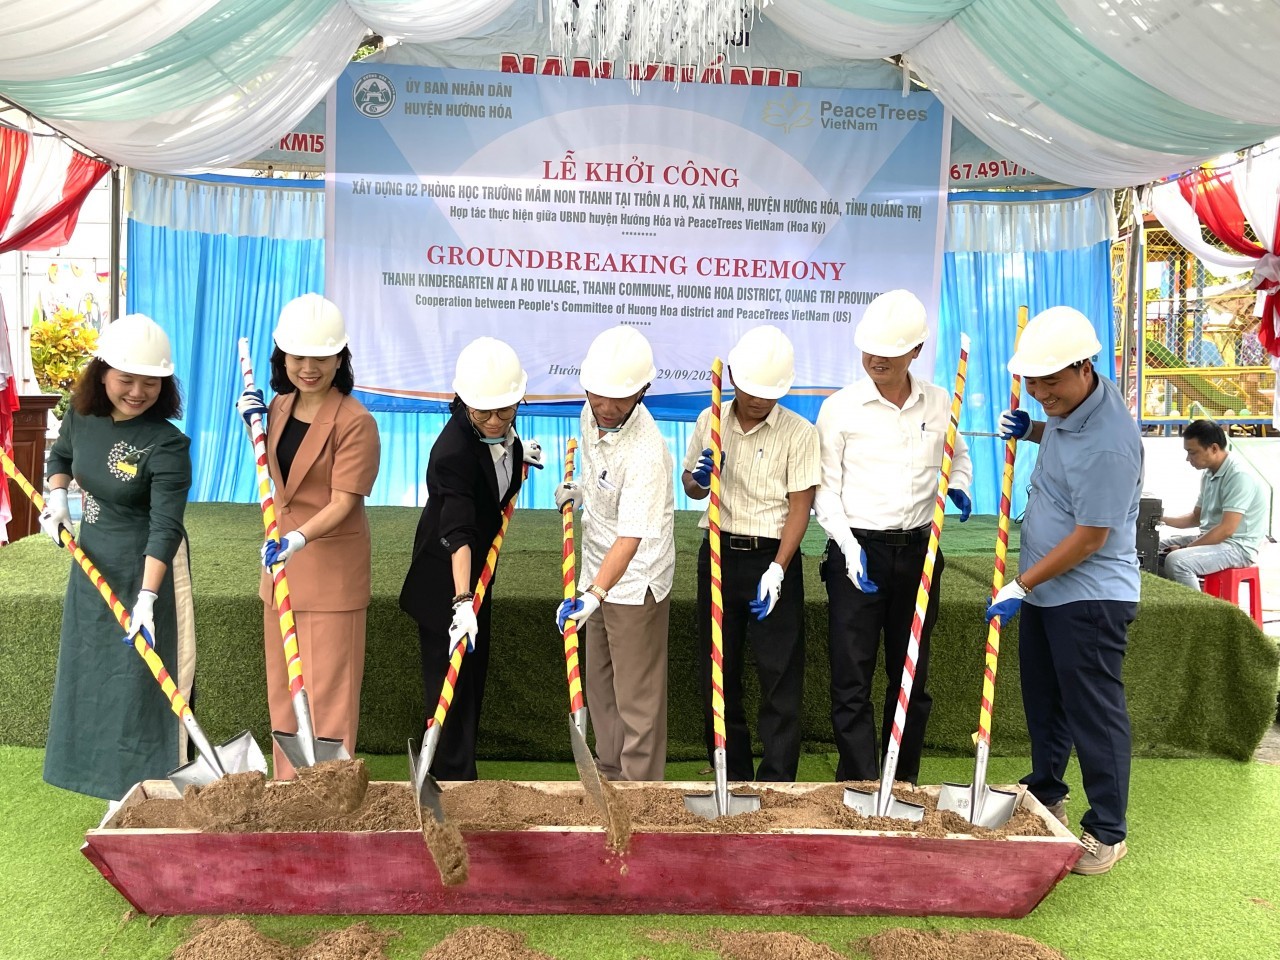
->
[429, 464, 528, 729]
[560, 440, 584, 714]
[977, 307, 1028, 745]
[0, 448, 194, 724]
[708, 358, 726, 749]
[237, 339, 306, 698]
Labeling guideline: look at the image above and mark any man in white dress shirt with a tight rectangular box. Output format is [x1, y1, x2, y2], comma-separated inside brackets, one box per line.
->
[814, 290, 972, 786]
[555, 325, 676, 782]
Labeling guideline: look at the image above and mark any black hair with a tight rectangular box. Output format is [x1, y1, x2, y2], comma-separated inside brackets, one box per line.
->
[268, 345, 354, 395]
[71, 357, 183, 420]
[1183, 418, 1227, 451]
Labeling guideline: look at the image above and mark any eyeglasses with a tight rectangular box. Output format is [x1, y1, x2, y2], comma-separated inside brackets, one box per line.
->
[469, 405, 517, 423]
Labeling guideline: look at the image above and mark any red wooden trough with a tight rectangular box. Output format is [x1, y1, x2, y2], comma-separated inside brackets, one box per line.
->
[82, 780, 1081, 917]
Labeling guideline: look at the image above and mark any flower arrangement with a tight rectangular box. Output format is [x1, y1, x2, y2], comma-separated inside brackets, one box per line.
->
[29, 306, 98, 419]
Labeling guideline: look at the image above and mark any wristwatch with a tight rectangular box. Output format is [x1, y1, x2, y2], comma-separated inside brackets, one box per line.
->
[586, 584, 608, 602]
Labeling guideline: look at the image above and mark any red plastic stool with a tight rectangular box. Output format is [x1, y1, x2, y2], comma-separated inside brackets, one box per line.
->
[1201, 566, 1264, 627]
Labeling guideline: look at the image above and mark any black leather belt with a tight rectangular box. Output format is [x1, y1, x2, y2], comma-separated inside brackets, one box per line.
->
[712, 534, 782, 551]
[850, 526, 930, 547]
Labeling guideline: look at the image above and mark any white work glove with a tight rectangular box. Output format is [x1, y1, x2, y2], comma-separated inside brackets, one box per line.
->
[38, 487, 72, 547]
[556, 591, 600, 634]
[236, 388, 267, 427]
[690, 448, 716, 490]
[998, 408, 1032, 440]
[839, 535, 879, 594]
[522, 439, 545, 470]
[749, 561, 785, 620]
[261, 530, 306, 568]
[448, 599, 479, 655]
[554, 480, 585, 512]
[126, 589, 158, 646]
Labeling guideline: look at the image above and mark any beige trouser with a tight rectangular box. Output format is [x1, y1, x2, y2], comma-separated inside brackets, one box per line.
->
[584, 590, 671, 781]
[264, 606, 367, 780]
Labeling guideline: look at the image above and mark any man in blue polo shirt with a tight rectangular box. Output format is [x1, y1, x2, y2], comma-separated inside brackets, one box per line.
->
[986, 306, 1144, 876]
[1159, 419, 1267, 588]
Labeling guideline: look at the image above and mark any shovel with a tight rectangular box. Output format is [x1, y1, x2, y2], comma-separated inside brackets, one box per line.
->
[844, 334, 972, 822]
[684, 358, 761, 821]
[237, 340, 348, 770]
[557, 440, 626, 833]
[410, 465, 528, 828]
[939, 312, 1028, 829]
[1, 449, 266, 791]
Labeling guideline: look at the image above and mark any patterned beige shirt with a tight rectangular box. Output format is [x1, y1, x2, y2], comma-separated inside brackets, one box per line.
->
[578, 402, 676, 604]
[682, 400, 820, 538]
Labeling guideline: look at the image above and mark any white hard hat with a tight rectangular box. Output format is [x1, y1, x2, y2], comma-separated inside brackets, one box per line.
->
[95, 314, 174, 377]
[727, 325, 795, 400]
[273, 294, 348, 357]
[1007, 306, 1103, 377]
[579, 325, 657, 398]
[854, 289, 929, 357]
[453, 337, 528, 408]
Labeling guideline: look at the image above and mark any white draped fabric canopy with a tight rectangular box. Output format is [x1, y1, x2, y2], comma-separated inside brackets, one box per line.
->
[0, 0, 1278, 184]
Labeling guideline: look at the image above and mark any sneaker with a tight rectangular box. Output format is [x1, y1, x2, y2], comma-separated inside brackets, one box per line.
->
[1044, 799, 1068, 827]
[1071, 832, 1128, 875]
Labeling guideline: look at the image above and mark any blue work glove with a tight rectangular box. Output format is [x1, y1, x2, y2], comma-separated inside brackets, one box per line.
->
[522, 439, 545, 470]
[998, 408, 1031, 440]
[749, 561, 785, 620]
[556, 592, 600, 633]
[261, 530, 306, 568]
[985, 579, 1028, 624]
[448, 600, 479, 655]
[690, 448, 724, 490]
[948, 488, 972, 522]
[236, 388, 266, 427]
[838, 536, 878, 594]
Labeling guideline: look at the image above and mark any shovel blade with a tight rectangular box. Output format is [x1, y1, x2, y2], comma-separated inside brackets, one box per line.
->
[168, 729, 267, 792]
[843, 784, 926, 822]
[273, 729, 349, 772]
[568, 716, 610, 817]
[682, 789, 762, 821]
[408, 738, 446, 825]
[938, 781, 1018, 829]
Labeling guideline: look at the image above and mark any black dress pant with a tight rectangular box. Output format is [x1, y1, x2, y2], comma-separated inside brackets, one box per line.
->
[1018, 599, 1135, 845]
[824, 534, 943, 784]
[696, 536, 805, 781]
[417, 591, 494, 781]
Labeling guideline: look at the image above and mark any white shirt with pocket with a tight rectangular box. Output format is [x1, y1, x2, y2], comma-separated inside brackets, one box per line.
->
[814, 375, 972, 533]
[577, 402, 676, 604]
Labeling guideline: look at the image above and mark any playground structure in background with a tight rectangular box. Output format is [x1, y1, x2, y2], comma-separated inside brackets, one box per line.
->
[1134, 226, 1275, 429]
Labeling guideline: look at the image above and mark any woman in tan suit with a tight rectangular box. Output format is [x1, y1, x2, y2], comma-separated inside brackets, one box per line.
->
[237, 294, 381, 779]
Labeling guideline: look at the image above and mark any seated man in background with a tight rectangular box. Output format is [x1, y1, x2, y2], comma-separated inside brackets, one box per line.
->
[1159, 419, 1268, 589]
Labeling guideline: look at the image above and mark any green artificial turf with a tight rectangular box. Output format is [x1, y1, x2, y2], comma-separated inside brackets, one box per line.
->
[1, 746, 1276, 960]
[1, 507, 1276, 762]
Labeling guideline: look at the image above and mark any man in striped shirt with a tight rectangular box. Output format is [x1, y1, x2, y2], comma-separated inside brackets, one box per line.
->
[681, 326, 820, 782]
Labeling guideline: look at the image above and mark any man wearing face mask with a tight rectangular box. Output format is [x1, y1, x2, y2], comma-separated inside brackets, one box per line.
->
[814, 290, 972, 789]
[555, 325, 675, 782]
[681, 325, 819, 783]
[986, 306, 1143, 876]
[400, 337, 543, 780]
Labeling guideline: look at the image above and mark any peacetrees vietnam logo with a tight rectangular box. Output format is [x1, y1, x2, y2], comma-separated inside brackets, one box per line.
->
[354, 73, 395, 118]
[762, 93, 812, 134]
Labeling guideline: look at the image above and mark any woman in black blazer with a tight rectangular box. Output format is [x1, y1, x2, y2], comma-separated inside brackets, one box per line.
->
[400, 337, 542, 779]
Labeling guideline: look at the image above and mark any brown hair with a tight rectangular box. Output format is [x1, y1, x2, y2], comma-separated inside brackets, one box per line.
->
[70, 357, 183, 420]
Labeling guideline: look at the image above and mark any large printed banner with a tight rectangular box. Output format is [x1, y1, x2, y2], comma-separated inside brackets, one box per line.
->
[328, 63, 948, 414]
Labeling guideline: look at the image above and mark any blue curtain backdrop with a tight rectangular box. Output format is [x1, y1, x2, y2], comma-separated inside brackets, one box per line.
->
[127, 173, 1116, 514]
